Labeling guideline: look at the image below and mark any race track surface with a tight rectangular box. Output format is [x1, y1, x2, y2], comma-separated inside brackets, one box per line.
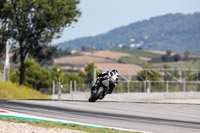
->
[0, 100, 200, 133]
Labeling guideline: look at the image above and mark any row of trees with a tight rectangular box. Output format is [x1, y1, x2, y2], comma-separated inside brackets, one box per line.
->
[10, 59, 96, 91]
[161, 50, 194, 62]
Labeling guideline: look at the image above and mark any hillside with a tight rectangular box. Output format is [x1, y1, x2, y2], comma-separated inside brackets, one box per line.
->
[54, 49, 200, 77]
[54, 50, 161, 68]
[54, 50, 162, 75]
[58, 13, 200, 55]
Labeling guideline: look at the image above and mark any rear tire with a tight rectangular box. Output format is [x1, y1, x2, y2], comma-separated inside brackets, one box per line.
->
[88, 87, 104, 102]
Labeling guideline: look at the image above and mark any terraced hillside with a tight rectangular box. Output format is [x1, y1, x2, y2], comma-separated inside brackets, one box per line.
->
[53, 49, 162, 74]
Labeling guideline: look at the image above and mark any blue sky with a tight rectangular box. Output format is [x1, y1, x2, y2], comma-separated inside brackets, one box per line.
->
[53, 0, 200, 44]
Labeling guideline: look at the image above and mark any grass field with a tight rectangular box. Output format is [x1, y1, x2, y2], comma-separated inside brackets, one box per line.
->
[95, 63, 142, 76]
[80, 50, 130, 60]
[152, 60, 200, 69]
[54, 55, 116, 66]
[118, 56, 148, 66]
[112, 49, 162, 64]
[112, 49, 162, 59]
[0, 81, 49, 99]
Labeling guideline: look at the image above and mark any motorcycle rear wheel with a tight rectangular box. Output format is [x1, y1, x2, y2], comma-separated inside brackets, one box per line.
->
[88, 86, 104, 102]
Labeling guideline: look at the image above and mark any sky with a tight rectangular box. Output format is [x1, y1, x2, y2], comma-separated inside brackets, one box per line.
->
[52, 0, 200, 44]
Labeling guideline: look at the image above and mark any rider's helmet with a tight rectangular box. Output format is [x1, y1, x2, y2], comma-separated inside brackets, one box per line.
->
[110, 69, 119, 82]
[111, 69, 118, 74]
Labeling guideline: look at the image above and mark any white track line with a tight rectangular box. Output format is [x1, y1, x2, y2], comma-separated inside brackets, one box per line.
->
[0, 109, 151, 133]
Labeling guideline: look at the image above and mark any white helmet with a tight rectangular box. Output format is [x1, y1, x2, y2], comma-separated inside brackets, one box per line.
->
[110, 69, 119, 82]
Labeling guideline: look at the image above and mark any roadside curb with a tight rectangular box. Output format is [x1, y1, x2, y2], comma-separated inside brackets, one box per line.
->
[0, 109, 150, 133]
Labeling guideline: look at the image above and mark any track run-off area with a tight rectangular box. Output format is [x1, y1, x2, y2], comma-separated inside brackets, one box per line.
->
[0, 100, 200, 133]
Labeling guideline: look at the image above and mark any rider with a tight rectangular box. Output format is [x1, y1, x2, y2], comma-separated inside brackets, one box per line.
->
[94, 69, 119, 94]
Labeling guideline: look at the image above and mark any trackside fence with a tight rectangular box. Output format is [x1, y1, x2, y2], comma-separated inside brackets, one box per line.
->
[50, 80, 200, 101]
[47, 80, 200, 95]
[48, 68, 200, 100]
[115, 81, 200, 93]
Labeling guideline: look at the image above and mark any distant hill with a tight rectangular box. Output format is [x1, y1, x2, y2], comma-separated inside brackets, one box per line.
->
[57, 13, 200, 55]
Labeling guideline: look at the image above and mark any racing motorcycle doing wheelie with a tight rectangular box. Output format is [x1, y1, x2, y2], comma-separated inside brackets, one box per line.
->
[88, 69, 119, 102]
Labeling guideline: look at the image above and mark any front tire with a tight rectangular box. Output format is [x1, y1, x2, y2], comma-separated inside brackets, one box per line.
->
[88, 87, 104, 102]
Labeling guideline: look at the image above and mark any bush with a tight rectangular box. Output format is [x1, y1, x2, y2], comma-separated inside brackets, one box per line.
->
[0, 81, 50, 99]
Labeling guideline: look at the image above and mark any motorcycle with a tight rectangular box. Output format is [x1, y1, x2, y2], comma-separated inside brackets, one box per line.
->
[88, 76, 116, 102]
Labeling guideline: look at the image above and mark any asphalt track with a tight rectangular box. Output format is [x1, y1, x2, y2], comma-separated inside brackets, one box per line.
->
[0, 100, 200, 133]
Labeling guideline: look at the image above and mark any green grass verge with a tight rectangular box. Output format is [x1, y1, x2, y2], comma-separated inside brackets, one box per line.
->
[0, 116, 138, 133]
[0, 81, 50, 99]
[118, 56, 148, 66]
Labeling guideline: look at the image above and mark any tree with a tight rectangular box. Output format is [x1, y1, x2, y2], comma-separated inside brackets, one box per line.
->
[0, 0, 81, 85]
[136, 65, 162, 81]
[51, 65, 68, 85]
[162, 50, 181, 62]
[84, 63, 96, 84]
[55, 48, 72, 58]
[161, 50, 173, 62]
[166, 50, 172, 56]
[10, 59, 52, 90]
[68, 73, 84, 84]
[24, 59, 52, 90]
[173, 54, 181, 62]
[10, 60, 70, 90]
[161, 55, 168, 62]
[163, 65, 173, 81]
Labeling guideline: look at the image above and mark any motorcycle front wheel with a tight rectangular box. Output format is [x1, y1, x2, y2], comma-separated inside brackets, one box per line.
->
[88, 86, 104, 102]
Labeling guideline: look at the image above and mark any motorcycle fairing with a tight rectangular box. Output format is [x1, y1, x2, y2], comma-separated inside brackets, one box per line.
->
[101, 79, 109, 87]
